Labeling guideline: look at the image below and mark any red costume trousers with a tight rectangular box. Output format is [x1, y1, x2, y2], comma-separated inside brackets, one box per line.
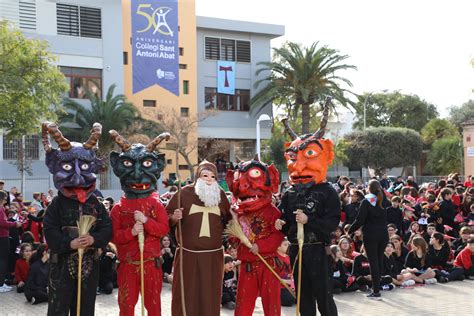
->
[235, 259, 281, 316]
[117, 260, 163, 316]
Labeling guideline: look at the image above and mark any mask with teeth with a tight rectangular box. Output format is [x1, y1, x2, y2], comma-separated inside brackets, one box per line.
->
[282, 97, 335, 185]
[226, 157, 279, 213]
[109, 130, 170, 199]
[42, 122, 103, 203]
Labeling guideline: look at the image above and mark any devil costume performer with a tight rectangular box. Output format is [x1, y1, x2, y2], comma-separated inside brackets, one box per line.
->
[226, 158, 284, 316]
[166, 161, 232, 316]
[109, 131, 170, 316]
[42, 122, 112, 316]
[278, 98, 341, 316]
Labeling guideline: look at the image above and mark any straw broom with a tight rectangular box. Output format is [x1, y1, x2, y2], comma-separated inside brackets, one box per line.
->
[76, 215, 96, 316]
[224, 220, 295, 298]
[296, 209, 304, 316]
[138, 228, 145, 316]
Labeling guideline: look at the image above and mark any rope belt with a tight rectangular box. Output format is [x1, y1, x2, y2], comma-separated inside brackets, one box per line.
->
[178, 246, 224, 253]
[125, 257, 155, 265]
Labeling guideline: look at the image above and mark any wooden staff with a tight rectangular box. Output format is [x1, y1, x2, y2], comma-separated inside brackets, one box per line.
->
[138, 228, 145, 316]
[175, 146, 187, 316]
[296, 209, 304, 316]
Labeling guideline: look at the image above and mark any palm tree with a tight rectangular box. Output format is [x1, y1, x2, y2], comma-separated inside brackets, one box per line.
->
[251, 41, 357, 134]
[59, 84, 140, 158]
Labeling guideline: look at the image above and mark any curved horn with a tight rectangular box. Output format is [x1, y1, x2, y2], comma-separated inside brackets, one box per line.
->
[109, 130, 131, 152]
[41, 122, 53, 152]
[281, 117, 298, 140]
[314, 96, 332, 139]
[146, 132, 171, 152]
[253, 154, 260, 161]
[83, 122, 102, 150]
[47, 123, 71, 151]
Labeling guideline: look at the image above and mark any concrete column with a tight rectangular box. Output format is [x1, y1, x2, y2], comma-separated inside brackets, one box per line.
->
[461, 120, 474, 177]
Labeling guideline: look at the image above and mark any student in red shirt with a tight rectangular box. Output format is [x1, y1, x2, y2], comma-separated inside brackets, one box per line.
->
[15, 243, 32, 293]
[448, 237, 474, 281]
[277, 238, 295, 307]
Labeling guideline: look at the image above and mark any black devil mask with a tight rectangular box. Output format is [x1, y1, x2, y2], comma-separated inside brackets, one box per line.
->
[109, 130, 170, 199]
[42, 122, 103, 203]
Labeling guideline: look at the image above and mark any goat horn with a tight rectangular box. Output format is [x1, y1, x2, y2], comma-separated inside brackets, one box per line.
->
[146, 132, 171, 152]
[314, 96, 332, 139]
[47, 123, 71, 151]
[281, 117, 298, 140]
[41, 122, 53, 152]
[109, 130, 131, 152]
[83, 123, 102, 150]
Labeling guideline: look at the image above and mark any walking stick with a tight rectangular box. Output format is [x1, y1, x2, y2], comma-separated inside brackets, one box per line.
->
[175, 146, 187, 316]
[76, 215, 96, 316]
[138, 227, 145, 316]
[296, 209, 304, 316]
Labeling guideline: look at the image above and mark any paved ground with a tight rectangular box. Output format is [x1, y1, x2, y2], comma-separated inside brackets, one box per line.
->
[1, 281, 473, 315]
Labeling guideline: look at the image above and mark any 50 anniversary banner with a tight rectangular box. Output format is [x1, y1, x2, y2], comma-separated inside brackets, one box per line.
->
[132, 0, 179, 95]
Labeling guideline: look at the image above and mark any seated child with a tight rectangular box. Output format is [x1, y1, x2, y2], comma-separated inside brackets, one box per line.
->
[448, 237, 474, 281]
[24, 244, 49, 304]
[330, 245, 357, 294]
[277, 239, 295, 306]
[222, 254, 237, 310]
[15, 243, 32, 293]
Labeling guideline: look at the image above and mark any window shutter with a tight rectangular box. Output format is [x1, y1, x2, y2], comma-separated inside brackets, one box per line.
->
[79, 6, 101, 38]
[236, 41, 251, 62]
[57, 4, 79, 36]
[19, 0, 36, 31]
[205, 37, 220, 60]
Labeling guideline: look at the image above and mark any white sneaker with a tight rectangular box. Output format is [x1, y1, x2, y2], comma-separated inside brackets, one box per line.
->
[0, 285, 13, 292]
[402, 280, 416, 287]
[424, 278, 437, 285]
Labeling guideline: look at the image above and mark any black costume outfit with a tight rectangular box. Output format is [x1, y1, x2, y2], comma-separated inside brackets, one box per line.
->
[43, 192, 112, 316]
[349, 199, 389, 294]
[279, 182, 340, 316]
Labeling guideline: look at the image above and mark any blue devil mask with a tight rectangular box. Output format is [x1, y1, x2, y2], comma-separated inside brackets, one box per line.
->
[42, 122, 103, 203]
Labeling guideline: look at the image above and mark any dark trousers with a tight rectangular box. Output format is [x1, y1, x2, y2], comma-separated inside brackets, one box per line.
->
[99, 280, 114, 294]
[221, 291, 236, 304]
[47, 254, 100, 316]
[0, 238, 9, 285]
[25, 288, 49, 304]
[290, 244, 338, 316]
[363, 231, 389, 294]
[17, 283, 25, 293]
[280, 288, 296, 306]
[448, 267, 474, 281]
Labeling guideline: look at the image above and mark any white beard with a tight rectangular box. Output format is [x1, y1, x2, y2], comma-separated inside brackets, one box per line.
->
[195, 178, 221, 207]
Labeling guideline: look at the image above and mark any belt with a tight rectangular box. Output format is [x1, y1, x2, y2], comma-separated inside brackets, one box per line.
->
[179, 246, 224, 253]
[124, 257, 155, 265]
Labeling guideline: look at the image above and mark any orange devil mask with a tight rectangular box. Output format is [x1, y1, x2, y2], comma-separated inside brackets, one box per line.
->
[226, 157, 279, 213]
[283, 97, 335, 185]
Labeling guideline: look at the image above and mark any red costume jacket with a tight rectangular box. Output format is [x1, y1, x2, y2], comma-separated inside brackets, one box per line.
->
[237, 204, 284, 262]
[453, 246, 473, 270]
[111, 192, 169, 262]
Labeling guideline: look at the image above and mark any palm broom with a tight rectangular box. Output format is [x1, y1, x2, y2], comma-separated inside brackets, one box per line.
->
[224, 220, 295, 298]
[76, 215, 96, 316]
[138, 228, 145, 316]
[296, 209, 304, 316]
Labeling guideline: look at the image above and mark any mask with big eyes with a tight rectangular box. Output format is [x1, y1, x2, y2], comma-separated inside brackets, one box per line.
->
[42, 122, 103, 203]
[281, 97, 335, 185]
[109, 130, 170, 199]
[226, 158, 279, 213]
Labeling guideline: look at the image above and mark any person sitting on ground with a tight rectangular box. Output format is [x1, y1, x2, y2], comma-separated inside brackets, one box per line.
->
[438, 188, 456, 232]
[386, 196, 403, 235]
[352, 229, 364, 253]
[222, 254, 237, 310]
[404, 221, 422, 247]
[424, 223, 437, 244]
[453, 226, 472, 257]
[403, 236, 437, 284]
[24, 244, 49, 304]
[351, 248, 372, 292]
[344, 189, 364, 226]
[427, 232, 451, 283]
[338, 236, 359, 271]
[161, 235, 176, 283]
[387, 224, 398, 239]
[277, 238, 295, 306]
[382, 242, 415, 287]
[15, 243, 32, 293]
[390, 234, 409, 273]
[98, 242, 117, 294]
[448, 237, 474, 281]
[330, 245, 358, 294]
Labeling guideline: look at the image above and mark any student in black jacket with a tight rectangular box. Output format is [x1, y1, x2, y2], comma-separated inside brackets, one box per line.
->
[427, 232, 451, 282]
[438, 188, 456, 231]
[349, 180, 388, 300]
[24, 244, 49, 304]
[386, 196, 403, 235]
[330, 245, 358, 293]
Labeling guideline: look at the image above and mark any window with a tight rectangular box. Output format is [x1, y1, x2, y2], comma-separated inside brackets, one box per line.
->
[183, 80, 189, 95]
[179, 47, 184, 56]
[205, 37, 251, 62]
[3, 135, 39, 160]
[143, 100, 156, 107]
[204, 87, 250, 111]
[60, 66, 102, 99]
[179, 165, 188, 170]
[179, 64, 187, 69]
[57, 4, 101, 38]
[167, 159, 172, 164]
[123, 52, 128, 65]
[19, 0, 36, 31]
[180, 107, 189, 117]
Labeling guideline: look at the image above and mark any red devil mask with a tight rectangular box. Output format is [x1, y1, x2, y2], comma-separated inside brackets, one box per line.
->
[226, 158, 279, 213]
[282, 97, 335, 185]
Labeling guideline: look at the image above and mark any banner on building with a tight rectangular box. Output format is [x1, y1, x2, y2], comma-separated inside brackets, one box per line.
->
[217, 60, 235, 95]
[132, 0, 179, 95]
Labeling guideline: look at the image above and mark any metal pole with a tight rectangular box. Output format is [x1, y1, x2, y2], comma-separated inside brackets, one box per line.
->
[21, 135, 26, 194]
[256, 119, 261, 160]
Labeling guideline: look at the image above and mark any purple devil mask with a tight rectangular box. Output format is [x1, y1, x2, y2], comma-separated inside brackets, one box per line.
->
[42, 122, 103, 203]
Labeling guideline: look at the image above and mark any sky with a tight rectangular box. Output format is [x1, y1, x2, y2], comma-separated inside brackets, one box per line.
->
[196, 0, 474, 117]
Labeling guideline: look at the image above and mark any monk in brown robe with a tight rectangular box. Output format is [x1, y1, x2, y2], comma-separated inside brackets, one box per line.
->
[167, 161, 231, 316]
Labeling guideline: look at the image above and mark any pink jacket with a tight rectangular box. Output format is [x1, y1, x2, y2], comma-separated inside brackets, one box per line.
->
[0, 206, 15, 238]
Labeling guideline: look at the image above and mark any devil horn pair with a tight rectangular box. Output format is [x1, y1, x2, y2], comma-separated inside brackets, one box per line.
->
[109, 130, 170, 152]
[42, 122, 102, 152]
[280, 96, 332, 140]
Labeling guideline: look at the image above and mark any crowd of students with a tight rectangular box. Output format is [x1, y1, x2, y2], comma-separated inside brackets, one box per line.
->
[1, 173, 473, 307]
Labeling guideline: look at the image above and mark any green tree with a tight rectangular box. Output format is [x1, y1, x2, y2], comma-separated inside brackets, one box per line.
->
[59, 84, 140, 158]
[343, 127, 423, 176]
[449, 100, 474, 131]
[261, 123, 287, 178]
[425, 137, 462, 175]
[0, 22, 68, 137]
[352, 91, 438, 132]
[421, 118, 459, 147]
[251, 41, 357, 134]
